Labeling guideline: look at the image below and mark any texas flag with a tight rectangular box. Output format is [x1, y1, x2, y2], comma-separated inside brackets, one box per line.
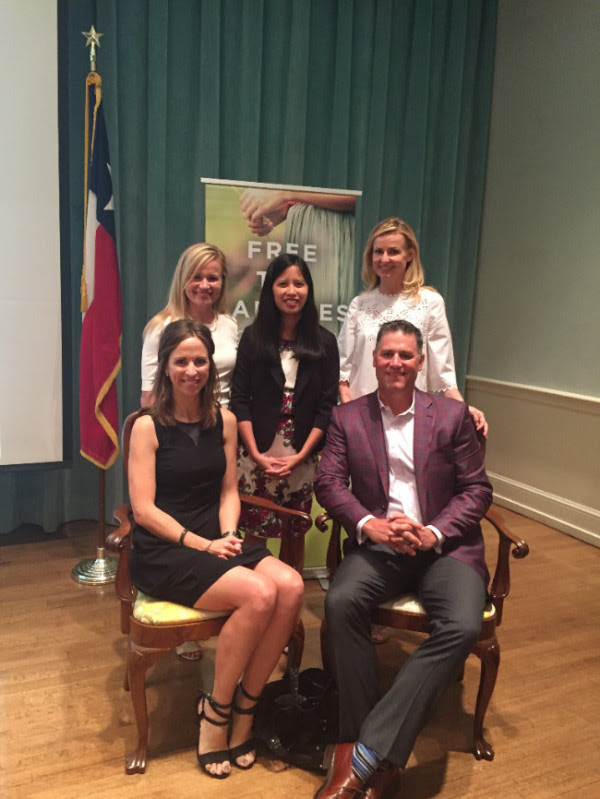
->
[79, 82, 122, 469]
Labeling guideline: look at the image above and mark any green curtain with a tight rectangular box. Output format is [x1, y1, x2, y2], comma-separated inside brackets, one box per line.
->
[0, 0, 497, 534]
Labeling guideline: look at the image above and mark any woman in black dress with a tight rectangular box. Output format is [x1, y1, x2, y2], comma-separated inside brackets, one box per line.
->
[128, 319, 304, 780]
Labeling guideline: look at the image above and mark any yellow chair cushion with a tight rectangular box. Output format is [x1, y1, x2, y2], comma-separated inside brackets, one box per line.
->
[133, 592, 231, 625]
[379, 594, 496, 620]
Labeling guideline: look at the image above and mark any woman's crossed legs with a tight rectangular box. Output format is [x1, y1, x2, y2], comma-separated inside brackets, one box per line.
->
[193, 557, 304, 776]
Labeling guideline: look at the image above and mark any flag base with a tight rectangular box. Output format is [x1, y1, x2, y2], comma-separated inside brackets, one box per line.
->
[71, 549, 117, 585]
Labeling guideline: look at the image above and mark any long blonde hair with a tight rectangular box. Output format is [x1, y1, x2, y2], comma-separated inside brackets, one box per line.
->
[144, 243, 227, 337]
[362, 218, 430, 297]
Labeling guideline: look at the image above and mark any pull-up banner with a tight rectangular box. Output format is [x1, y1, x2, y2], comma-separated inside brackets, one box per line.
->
[201, 178, 361, 334]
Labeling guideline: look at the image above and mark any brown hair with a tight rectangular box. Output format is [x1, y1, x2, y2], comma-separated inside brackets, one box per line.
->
[375, 318, 424, 354]
[151, 319, 219, 428]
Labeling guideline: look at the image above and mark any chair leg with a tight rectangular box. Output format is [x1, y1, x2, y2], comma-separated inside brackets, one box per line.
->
[286, 618, 305, 673]
[124, 643, 166, 774]
[471, 635, 500, 761]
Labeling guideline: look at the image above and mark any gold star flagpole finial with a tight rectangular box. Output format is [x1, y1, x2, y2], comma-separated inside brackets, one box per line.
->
[82, 25, 103, 72]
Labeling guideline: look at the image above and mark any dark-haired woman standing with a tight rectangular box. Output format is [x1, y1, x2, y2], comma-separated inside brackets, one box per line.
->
[231, 254, 339, 571]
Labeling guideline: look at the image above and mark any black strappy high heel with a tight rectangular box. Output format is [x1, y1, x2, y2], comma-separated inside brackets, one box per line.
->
[196, 692, 232, 779]
[229, 682, 261, 769]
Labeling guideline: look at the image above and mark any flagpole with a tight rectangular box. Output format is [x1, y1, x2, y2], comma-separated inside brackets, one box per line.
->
[72, 25, 118, 586]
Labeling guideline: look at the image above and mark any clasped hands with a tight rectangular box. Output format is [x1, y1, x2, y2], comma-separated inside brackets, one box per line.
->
[239, 188, 291, 236]
[208, 534, 243, 560]
[363, 513, 437, 555]
[255, 453, 301, 479]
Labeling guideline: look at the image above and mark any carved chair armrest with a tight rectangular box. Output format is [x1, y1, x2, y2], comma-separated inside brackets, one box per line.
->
[315, 512, 344, 580]
[485, 506, 530, 627]
[107, 502, 136, 629]
[314, 512, 332, 533]
[240, 494, 312, 573]
[106, 503, 133, 553]
[240, 493, 312, 536]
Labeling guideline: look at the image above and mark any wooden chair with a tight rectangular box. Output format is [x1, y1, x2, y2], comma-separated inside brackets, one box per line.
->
[106, 410, 312, 774]
[316, 503, 529, 761]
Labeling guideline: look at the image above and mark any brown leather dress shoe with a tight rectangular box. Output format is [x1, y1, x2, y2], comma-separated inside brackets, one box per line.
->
[314, 743, 368, 798]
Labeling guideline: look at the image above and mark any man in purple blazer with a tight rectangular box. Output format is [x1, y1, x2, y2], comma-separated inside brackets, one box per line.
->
[313, 319, 492, 799]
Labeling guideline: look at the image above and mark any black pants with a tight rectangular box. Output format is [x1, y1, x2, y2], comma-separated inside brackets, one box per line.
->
[324, 545, 486, 767]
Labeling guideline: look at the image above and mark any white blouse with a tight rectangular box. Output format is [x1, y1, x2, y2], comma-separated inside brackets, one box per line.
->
[280, 346, 299, 391]
[141, 314, 239, 407]
[337, 287, 458, 399]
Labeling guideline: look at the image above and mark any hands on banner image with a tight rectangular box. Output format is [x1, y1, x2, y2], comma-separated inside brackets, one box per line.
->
[204, 182, 358, 334]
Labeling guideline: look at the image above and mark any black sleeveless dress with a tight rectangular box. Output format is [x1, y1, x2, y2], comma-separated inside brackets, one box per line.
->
[129, 413, 271, 607]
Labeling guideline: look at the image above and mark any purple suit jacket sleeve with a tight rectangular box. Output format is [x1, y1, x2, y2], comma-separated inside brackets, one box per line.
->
[314, 394, 390, 539]
[418, 401, 491, 537]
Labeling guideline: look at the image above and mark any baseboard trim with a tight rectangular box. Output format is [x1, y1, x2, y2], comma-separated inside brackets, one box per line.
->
[489, 471, 600, 547]
[302, 565, 329, 583]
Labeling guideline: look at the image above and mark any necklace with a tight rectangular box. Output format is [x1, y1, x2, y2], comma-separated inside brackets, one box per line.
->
[279, 338, 295, 352]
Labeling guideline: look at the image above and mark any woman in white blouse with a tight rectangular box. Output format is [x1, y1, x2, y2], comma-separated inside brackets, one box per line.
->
[338, 217, 487, 435]
[141, 243, 238, 409]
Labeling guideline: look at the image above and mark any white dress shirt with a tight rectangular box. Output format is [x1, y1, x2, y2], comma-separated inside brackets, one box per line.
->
[357, 392, 444, 551]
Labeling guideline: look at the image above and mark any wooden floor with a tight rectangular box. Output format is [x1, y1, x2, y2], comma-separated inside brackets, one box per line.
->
[2, 507, 600, 799]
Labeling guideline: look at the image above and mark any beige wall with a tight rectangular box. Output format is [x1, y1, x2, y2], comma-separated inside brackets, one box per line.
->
[467, 0, 600, 545]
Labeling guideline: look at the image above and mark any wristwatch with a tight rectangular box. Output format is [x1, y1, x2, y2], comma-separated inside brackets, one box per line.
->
[221, 530, 242, 539]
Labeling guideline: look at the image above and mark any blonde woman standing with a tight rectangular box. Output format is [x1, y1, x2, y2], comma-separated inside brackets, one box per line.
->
[338, 217, 487, 435]
[141, 243, 238, 409]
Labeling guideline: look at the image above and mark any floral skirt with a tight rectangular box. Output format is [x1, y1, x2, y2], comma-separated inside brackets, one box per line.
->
[237, 391, 317, 538]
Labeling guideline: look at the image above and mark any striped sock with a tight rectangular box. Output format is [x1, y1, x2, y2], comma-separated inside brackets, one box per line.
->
[351, 741, 382, 783]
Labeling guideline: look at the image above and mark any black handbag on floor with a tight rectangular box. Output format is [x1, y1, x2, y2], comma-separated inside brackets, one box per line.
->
[253, 667, 339, 771]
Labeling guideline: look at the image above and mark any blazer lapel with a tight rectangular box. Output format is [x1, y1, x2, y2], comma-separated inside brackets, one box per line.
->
[413, 389, 434, 520]
[294, 358, 309, 402]
[269, 360, 285, 392]
[362, 392, 390, 499]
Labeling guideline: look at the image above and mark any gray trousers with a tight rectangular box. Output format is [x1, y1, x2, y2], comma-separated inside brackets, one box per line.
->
[324, 545, 486, 767]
